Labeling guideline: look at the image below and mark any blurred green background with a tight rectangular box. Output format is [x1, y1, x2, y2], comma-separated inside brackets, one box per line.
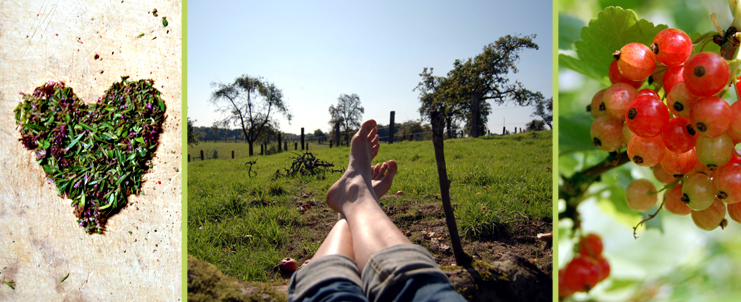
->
[559, 0, 741, 301]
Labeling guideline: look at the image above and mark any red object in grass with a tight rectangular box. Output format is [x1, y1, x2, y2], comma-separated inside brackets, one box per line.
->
[279, 258, 297, 273]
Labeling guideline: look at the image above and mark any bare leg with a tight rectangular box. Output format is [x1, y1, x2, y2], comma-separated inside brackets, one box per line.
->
[310, 219, 354, 261]
[338, 160, 398, 220]
[327, 119, 411, 273]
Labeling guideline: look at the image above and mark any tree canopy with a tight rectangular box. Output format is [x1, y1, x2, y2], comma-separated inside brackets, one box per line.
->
[416, 34, 545, 137]
[210, 75, 291, 156]
[328, 94, 364, 144]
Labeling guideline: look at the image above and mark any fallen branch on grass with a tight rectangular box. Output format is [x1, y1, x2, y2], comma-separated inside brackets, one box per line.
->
[272, 152, 341, 179]
[244, 159, 258, 178]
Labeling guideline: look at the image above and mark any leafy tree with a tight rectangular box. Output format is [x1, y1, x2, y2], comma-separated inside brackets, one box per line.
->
[210, 75, 292, 156]
[417, 35, 543, 137]
[313, 129, 327, 143]
[187, 118, 199, 146]
[531, 97, 553, 129]
[525, 119, 545, 131]
[328, 94, 364, 145]
[415, 68, 466, 139]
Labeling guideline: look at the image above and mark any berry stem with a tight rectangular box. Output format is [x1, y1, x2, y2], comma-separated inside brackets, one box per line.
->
[632, 199, 666, 239]
[648, 177, 682, 195]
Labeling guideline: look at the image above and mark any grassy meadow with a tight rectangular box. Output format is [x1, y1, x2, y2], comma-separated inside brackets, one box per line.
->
[188, 131, 552, 282]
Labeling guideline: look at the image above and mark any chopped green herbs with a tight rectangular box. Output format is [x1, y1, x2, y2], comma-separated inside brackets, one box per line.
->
[162, 17, 168, 27]
[14, 78, 166, 233]
[60, 273, 69, 283]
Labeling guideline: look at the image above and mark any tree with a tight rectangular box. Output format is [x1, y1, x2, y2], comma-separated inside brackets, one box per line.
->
[446, 34, 544, 137]
[531, 97, 553, 129]
[187, 118, 199, 146]
[211, 75, 292, 156]
[313, 129, 327, 143]
[525, 119, 546, 131]
[328, 94, 364, 145]
[415, 68, 467, 139]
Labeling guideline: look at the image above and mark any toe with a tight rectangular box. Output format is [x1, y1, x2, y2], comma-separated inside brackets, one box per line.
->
[386, 160, 398, 178]
[379, 162, 389, 176]
[358, 119, 377, 138]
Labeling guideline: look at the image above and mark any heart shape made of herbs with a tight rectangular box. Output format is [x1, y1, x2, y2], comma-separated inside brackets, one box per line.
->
[14, 77, 166, 233]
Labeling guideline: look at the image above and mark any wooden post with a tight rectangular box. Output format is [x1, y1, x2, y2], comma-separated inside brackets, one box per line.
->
[232, 150, 234, 159]
[278, 132, 282, 152]
[430, 110, 470, 266]
[200, 150, 204, 161]
[301, 128, 305, 150]
[330, 140, 333, 148]
[284, 141, 287, 151]
[389, 111, 396, 144]
[188, 154, 190, 162]
[503, 127, 506, 135]
[260, 144, 263, 155]
[335, 123, 341, 147]
[294, 142, 298, 150]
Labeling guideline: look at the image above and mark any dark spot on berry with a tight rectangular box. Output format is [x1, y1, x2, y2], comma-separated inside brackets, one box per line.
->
[672, 174, 684, 178]
[632, 156, 643, 164]
[721, 219, 729, 229]
[686, 124, 696, 135]
[648, 76, 654, 85]
[613, 50, 621, 60]
[586, 105, 591, 112]
[673, 102, 684, 112]
[94, 54, 99, 60]
[628, 108, 637, 119]
[599, 102, 606, 111]
[651, 43, 659, 54]
[593, 137, 602, 147]
[696, 122, 707, 132]
[680, 194, 690, 204]
[707, 164, 717, 171]
[718, 191, 728, 199]
[694, 66, 706, 77]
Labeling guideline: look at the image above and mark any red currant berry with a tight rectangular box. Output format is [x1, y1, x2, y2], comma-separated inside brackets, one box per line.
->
[681, 172, 715, 211]
[662, 118, 697, 154]
[691, 197, 727, 231]
[602, 83, 638, 121]
[653, 163, 676, 184]
[627, 135, 666, 166]
[591, 116, 624, 152]
[727, 101, 741, 142]
[635, 88, 659, 99]
[622, 123, 635, 146]
[683, 52, 730, 97]
[626, 94, 670, 138]
[594, 256, 610, 282]
[616, 43, 657, 81]
[712, 163, 741, 204]
[590, 89, 607, 118]
[652, 28, 693, 67]
[609, 59, 644, 89]
[695, 133, 734, 171]
[660, 148, 697, 177]
[579, 234, 604, 257]
[626, 179, 658, 211]
[666, 82, 701, 119]
[690, 96, 732, 138]
[563, 255, 601, 292]
[728, 202, 741, 224]
[558, 269, 576, 298]
[730, 149, 741, 165]
[665, 184, 692, 215]
[662, 65, 684, 96]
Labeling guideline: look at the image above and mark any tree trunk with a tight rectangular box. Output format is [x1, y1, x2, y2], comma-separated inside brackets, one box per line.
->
[248, 141, 254, 156]
[446, 116, 453, 139]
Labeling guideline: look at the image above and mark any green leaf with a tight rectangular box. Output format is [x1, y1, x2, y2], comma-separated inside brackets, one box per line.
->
[24, 123, 46, 131]
[559, 14, 586, 50]
[560, 6, 668, 82]
[65, 133, 85, 149]
[115, 172, 131, 186]
[558, 114, 595, 152]
[158, 99, 165, 112]
[80, 192, 86, 207]
[60, 273, 69, 283]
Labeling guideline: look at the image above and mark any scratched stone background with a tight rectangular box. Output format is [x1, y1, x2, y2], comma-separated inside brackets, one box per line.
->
[0, 1, 182, 300]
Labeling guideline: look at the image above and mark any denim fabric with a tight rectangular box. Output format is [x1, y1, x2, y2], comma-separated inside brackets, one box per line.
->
[288, 254, 366, 302]
[362, 244, 467, 302]
[288, 244, 466, 302]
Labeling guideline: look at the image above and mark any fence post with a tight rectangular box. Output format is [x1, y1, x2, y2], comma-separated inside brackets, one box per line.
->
[295, 142, 298, 150]
[232, 150, 234, 159]
[330, 140, 333, 148]
[335, 123, 341, 147]
[200, 150, 204, 160]
[284, 141, 287, 151]
[502, 127, 506, 135]
[188, 154, 190, 162]
[260, 144, 264, 155]
[389, 111, 395, 144]
[301, 128, 305, 150]
[278, 132, 282, 152]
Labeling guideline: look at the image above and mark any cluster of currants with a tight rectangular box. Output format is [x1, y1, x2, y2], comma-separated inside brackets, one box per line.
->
[559, 234, 610, 297]
[588, 28, 741, 231]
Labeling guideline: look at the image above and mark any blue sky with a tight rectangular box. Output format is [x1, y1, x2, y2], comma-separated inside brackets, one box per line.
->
[188, 0, 553, 136]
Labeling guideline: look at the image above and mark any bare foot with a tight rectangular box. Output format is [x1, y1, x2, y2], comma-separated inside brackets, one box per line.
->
[327, 120, 379, 214]
[371, 160, 398, 198]
[338, 160, 398, 220]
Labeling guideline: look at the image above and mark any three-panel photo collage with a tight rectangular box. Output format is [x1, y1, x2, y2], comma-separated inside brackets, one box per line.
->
[2, 1, 741, 301]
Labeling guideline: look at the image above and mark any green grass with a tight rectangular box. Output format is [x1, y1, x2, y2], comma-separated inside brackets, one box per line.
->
[188, 131, 552, 282]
